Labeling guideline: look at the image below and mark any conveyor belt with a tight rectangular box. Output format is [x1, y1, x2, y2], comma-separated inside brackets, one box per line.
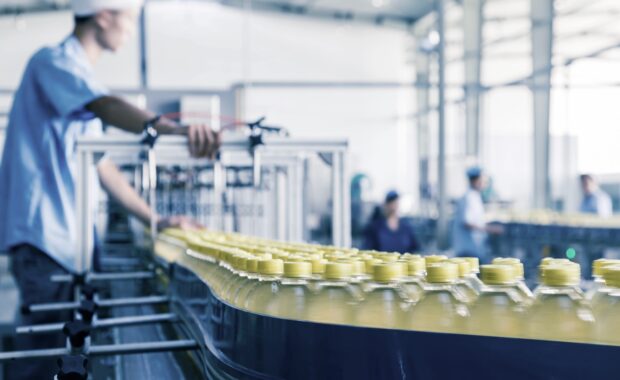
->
[156, 236, 620, 380]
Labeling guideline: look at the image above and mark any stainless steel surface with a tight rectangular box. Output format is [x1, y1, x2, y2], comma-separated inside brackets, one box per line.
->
[0, 340, 198, 361]
[27, 296, 170, 313]
[76, 135, 350, 273]
[16, 313, 178, 334]
[95, 313, 178, 328]
[88, 340, 199, 356]
[436, 0, 448, 249]
[531, 0, 554, 209]
[51, 271, 155, 283]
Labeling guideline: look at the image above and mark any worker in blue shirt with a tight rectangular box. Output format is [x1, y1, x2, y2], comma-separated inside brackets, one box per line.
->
[363, 191, 421, 253]
[452, 167, 503, 262]
[0, 1, 220, 378]
[579, 174, 612, 217]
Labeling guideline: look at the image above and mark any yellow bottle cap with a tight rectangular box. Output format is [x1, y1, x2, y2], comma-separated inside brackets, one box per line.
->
[603, 265, 620, 288]
[380, 254, 399, 263]
[325, 253, 346, 262]
[424, 255, 448, 266]
[270, 251, 290, 260]
[493, 258, 525, 278]
[283, 261, 312, 278]
[592, 259, 620, 277]
[358, 254, 374, 261]
[255, 253, 273, 260]
[480, 264, 516, 285]
[247, 257, 267, 273]
[233, 255, 249, 271]
[258, 259, 284, 275]
[325, 262, 353, 279]
[372, 262, 403, 282]
[364, 258, 382, 274]
[448, 258, 472, 277]
[402, 253, 422, 260]
[305, 253, 323, 261]
[407, 257, 425, 276]
[426, 263, 458, 283]
[286, 255, 309, 262]
[541, 258, 571, 265]
[396, 260, 408, 277]
[337, 260, 365, 276]
[462, 257, 480, 273]
[542, 264, 580, 286]
[310, 258, 328, 274]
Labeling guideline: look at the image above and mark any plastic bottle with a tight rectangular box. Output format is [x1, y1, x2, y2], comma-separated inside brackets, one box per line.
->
[408, 262, 468, 333]
[467, 264, 524, 337]
[449, 259, 478, 303]
[424, 255, 447, 267]
[587, 259, 620, 306]
[230, 254, 272, 307]
[306, 257, 328, 292]
[305, 262, 362, 325]
[214, 250, 247, 296]
[591, 263, 620, 318]
[221, 255, 250, 303]
[263, 261, 313, 319]
[527, 264, 593, 342]
[356, 262, 411, 329]
[243, 259, 285, 312]
[461, 257, 484, 294]
[593, 264, 620, 345]
[401, 257, 426, 302]
[492, 257, 534, 304]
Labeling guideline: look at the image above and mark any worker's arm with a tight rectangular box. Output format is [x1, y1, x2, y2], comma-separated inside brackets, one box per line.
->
[462, 194, 503, 234]
[86, 95, 221, 159]
[97, 159, 201, 230]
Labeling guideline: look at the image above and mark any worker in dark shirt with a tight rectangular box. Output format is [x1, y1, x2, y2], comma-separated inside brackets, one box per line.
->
[363, 190, 420, 253]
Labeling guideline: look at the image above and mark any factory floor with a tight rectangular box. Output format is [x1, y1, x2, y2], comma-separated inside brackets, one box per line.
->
[0, 255, 19, 380]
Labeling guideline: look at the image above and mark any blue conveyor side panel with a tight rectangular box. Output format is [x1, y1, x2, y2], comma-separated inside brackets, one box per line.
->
[170, 264, 620, 380]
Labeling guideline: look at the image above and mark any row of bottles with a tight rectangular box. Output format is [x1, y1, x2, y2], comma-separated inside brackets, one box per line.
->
[157, 229, 620, 345]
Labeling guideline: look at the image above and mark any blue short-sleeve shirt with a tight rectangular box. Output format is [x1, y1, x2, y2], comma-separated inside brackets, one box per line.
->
[0, 35, 108, 272]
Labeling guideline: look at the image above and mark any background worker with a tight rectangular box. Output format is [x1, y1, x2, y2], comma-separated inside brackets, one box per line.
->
[363, 190, 421, 253]
[452, 167, 503, 263]
[579, 174, 613, 217]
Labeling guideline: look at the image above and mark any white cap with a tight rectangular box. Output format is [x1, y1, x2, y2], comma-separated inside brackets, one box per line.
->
[71, 0, 144, 17]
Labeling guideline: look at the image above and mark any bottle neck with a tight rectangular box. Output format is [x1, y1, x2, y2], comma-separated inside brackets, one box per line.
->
[280, 277, 310, 285]
[257, 274, 281, 281]
[535, 284, 584, 300]
[423, 280, 457, 290]
[365, 280, 402, 290]
[318, 278, 352, 286]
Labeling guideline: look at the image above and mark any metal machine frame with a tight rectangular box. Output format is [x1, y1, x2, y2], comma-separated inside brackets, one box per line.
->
[75, 135, 350, 274]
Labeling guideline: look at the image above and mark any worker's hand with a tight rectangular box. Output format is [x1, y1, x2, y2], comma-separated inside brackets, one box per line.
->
[186, 124, 221, 159]
[157, 215, 204, 231]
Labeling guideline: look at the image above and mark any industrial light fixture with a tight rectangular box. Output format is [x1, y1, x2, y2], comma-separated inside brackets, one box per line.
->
[419, 29, 440, 53]
[371, 0, 390, 8]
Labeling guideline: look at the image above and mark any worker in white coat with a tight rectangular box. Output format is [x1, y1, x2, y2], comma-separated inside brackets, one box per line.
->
[0, 1, 220, 377]
[452, 167, 502, 262]
[580, 174, 612, 217]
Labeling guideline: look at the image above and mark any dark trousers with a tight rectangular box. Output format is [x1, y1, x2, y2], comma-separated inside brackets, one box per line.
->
[6, 244, 73, 380]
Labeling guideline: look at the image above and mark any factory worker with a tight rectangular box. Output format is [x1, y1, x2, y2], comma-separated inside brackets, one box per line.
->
[0, 0, 220, 377]
[452, 167, 502, 262]
[363, 190, 421, 253]
[579, 174, 612, 217]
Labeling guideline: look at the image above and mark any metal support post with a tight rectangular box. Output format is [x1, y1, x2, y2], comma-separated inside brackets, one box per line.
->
[414, 25, 432, 216]
[463, 0, 484, 159]
[531, 0, 554, 209]
[436, 0, 448, 248]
